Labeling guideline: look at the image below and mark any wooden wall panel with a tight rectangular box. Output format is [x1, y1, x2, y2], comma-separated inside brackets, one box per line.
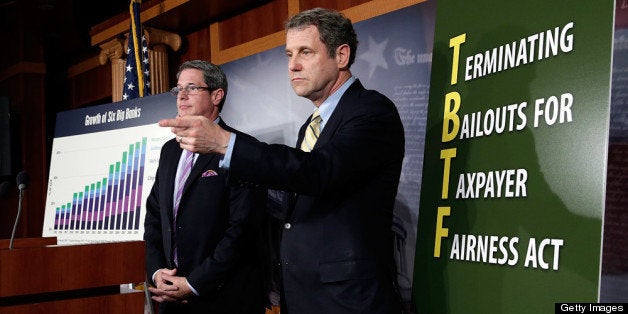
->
[209, 0, 424, 65]
[180, 28, 213, 64]
[219, 1, 289, 50]
[0, 73, 47, 239]
[299, 0, 371, 12]
[70, 65, 112, 108]
[0, 2, 45, 70]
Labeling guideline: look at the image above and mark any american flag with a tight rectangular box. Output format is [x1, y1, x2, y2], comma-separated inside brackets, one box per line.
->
[122, 0, 150, 100]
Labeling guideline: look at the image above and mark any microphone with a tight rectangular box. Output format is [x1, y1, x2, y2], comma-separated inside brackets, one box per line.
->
[9, 171, 29, 250]
[0, 181, 10, 197]
[16, 170, 29, 191]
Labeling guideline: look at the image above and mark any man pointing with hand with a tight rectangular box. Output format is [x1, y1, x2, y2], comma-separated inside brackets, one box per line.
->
[161, 8, 405, 314]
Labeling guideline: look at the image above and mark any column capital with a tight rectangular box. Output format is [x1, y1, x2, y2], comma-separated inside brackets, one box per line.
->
[98, 37, 126, 65]
[145, 27, 182, 52]
[123, 27, 181, 53]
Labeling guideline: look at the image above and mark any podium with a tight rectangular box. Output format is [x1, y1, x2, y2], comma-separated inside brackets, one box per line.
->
[0, 237, 146, 313]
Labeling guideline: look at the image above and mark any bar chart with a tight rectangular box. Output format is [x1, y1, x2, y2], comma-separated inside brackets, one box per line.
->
[53, 137, 146, 231]
[43, 123, 172, 244]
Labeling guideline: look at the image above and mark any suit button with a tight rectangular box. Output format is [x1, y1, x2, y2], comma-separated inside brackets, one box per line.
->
[284, 223, 291, 229]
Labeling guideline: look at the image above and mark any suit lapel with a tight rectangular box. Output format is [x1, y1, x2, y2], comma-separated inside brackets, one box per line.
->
[289, 80, 363, 218]
[179, 118, 229, 196]
[312, 80, 361, 150]
[180, 152, 220, 196]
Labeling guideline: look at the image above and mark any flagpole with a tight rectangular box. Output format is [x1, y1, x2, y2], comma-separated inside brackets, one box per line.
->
[122, 0, 150, 101]
[130, 0, 145, 97]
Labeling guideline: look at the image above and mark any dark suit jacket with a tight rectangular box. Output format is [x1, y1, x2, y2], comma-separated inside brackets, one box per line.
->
[144, 120, 267, 314]
[230, 80, 404, 314]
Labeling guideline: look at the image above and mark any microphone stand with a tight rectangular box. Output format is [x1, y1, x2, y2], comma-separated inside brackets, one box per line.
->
[8, 187, 24, 250]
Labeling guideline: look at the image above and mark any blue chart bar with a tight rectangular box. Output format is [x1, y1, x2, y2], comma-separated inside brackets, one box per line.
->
[53, 137, 147, 231]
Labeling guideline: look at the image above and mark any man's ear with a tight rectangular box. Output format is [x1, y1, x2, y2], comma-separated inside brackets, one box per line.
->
[212, 88, 225, 106]
[336, 44, 350, 69]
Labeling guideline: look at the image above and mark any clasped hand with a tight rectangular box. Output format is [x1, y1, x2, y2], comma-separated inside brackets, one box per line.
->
[159, 116, 231, 154]
[148, 268, 193, 303]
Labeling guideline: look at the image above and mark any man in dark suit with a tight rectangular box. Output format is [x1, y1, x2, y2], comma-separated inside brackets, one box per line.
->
[144, 60, 267, 314]
[160, 8, 404, 314]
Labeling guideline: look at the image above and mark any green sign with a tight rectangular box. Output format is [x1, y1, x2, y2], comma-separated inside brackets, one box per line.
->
[413, 1, 615, 313]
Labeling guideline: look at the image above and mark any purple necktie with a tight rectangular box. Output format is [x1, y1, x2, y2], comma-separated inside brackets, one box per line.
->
[173, 150, 194, 265]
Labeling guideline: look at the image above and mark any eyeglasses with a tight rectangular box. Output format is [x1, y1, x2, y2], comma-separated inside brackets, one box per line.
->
[170, 85, 210, 96]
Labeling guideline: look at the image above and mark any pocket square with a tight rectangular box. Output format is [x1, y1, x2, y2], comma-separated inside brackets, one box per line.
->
[202, 169, 218, 177]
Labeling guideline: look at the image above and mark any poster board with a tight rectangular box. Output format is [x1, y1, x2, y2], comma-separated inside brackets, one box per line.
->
[42, 93, 175, 244]
[413, 1, 615, 313]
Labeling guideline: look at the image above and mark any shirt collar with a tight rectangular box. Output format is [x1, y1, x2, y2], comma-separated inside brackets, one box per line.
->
[317, 76, 356, 130]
